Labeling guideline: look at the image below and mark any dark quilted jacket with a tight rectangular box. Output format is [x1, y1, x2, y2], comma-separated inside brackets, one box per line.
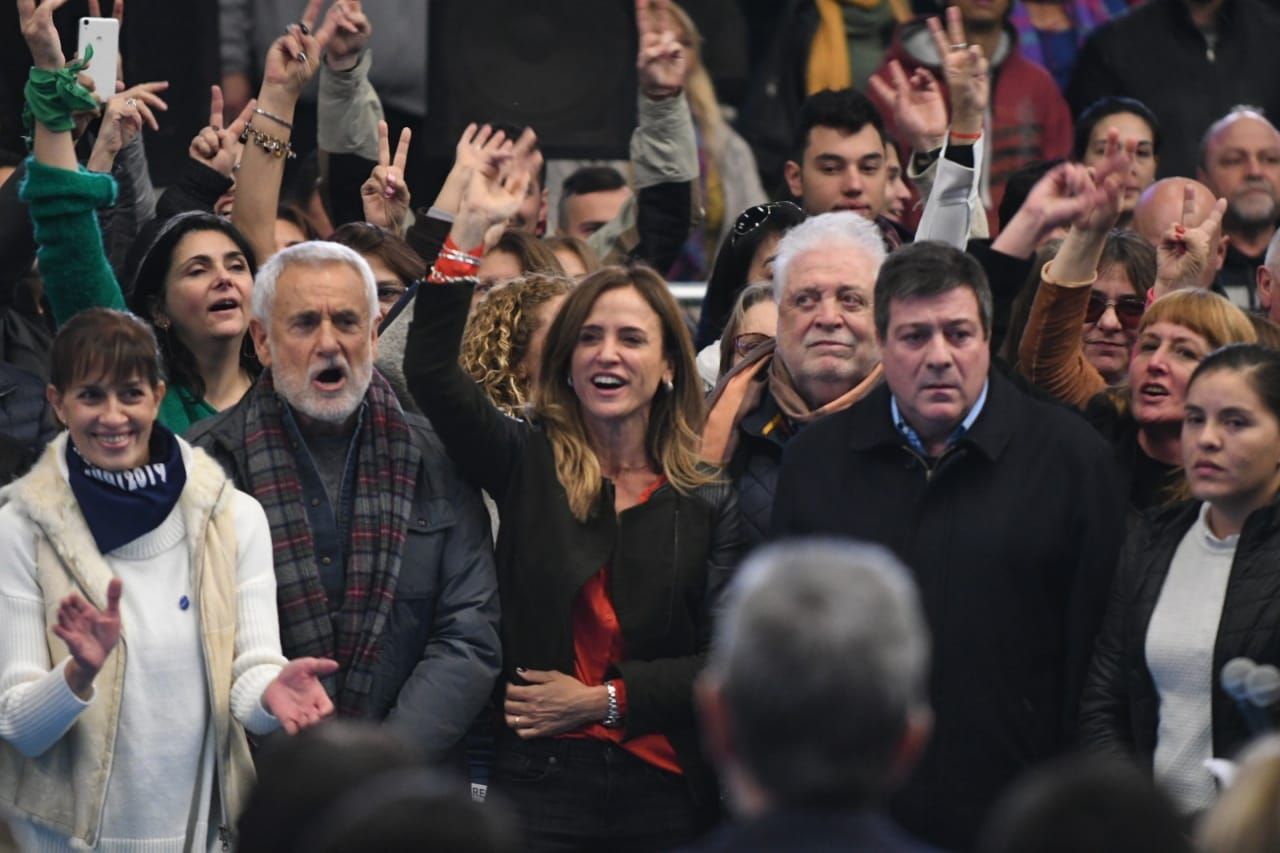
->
[1079, 498, 1280, 766]
[727, 388, 792, 551]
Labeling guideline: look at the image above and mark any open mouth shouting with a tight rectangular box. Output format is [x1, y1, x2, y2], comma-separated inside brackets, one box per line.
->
[311, 362, 349, 394]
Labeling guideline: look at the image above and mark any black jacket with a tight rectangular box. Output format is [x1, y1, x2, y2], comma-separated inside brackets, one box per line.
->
[184, 398, 502, 762]
[1068, 0, 1280, 179]
[727, 384, 793, 550]
[1079, 499, 1280, 767]
[403, 281, 745, 809]
[771, 370, 1125, 850]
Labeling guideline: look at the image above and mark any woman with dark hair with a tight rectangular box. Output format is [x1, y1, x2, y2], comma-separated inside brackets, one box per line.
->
[0, 306, 334, 850]
[1081, 344, 1280, 815]
[17, 0, 260, 433]
[475, 229, 565, 305]
[1073, 97, 1160, 227]
[403, 147, 742, 848]
[695, 201, 806, 349]
[128, 212, 261, 429]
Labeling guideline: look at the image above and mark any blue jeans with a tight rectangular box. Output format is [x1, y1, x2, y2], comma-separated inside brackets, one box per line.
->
[491, 734, 703, 852]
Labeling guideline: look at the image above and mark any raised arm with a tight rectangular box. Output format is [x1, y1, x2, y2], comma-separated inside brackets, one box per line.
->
[588, 0, 697, 269]
[18, 0, 126, 323]
[402, 132, 539, 499]
[1019, 133, 1133, 407]
[230, 0, 331, 265]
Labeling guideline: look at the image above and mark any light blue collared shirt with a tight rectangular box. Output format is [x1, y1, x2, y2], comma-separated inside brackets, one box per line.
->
[891, 379, 990, 458]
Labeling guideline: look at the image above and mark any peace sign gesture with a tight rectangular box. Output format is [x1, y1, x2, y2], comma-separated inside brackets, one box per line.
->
[189, 85, 255, 178]
[261, 0, 334, 98]
[927, 7, 989, 136]
[636, 0, 686, 100]
[361, 120, 412, 233]
[869, 61, 948, 153]
[1157, 184, 1227, 293]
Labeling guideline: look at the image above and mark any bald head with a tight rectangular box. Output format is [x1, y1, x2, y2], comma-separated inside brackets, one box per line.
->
[1132, 179, 1218, 245]
[1132, 179, 1227, 288]
[1198, 109, 1280, 232]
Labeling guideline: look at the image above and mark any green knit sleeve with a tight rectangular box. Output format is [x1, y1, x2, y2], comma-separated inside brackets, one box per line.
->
[19, 156, 127, 326]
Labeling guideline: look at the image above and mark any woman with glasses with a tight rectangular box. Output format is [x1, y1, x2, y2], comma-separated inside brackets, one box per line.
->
[1020, 229, 1155, 398]
[694, 201, 806, 350]
[1019, 143, 1257, 516]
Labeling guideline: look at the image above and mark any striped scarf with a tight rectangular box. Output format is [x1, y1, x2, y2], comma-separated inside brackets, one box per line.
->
[242, 370, 419, 716]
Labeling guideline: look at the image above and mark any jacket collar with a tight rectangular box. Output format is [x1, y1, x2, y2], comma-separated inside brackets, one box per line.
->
[847, 369, 1015, 464]
[0, 432, 230, 609]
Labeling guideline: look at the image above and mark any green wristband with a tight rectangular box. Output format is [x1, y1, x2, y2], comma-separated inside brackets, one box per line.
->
[22, 45, 100, 140]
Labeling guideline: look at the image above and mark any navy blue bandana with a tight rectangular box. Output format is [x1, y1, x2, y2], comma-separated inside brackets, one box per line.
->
[66, 424, 188, 553]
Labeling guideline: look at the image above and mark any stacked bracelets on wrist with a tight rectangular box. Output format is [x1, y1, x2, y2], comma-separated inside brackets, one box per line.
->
[239, 121, 296, 160]
[427, 236, 484, 284]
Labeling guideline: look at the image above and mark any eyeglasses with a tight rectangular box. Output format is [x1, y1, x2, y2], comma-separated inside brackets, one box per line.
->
[1084, 292, 1145, 330]
[733, 332, 773, 357]
[731, 201, 804, 245]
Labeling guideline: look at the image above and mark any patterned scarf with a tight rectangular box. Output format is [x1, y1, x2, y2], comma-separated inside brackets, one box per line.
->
[241, 370, 419, 716]
[66, 423, 187, 553]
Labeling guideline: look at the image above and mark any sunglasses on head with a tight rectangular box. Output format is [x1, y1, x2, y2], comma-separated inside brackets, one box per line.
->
[731, 201, 804, 245]
[1085, 292, 1145, 330]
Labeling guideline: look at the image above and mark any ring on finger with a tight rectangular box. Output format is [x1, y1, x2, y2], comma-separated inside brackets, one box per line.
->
[950, 42, 968, 50]
[297, 51, 309, 65]
[125, 98, 137, 108]
[296, 20, 311, 35]
[515, 715, 521, 726]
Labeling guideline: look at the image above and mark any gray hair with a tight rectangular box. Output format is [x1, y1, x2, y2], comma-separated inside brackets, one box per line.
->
[771, 212, 887, 301]
[252, 241, 380, 326]
[705, 538, 931, 808]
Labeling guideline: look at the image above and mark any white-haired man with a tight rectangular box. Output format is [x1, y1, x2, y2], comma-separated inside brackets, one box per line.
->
[187, 242, 501, 763]
[702, 211, 887, 546]
[692, 538, 935, 852]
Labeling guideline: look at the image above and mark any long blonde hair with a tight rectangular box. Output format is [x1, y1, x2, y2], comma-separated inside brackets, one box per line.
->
[534, 266, 715, 520]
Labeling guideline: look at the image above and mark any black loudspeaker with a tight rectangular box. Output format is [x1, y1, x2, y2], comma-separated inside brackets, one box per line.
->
[427, 1, 638, 160]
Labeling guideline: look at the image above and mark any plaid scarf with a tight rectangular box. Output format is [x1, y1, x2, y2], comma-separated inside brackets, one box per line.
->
[242, 370, 419, 716]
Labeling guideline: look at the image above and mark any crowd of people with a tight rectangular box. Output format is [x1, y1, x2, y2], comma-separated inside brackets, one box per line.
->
[5, 0, 1280, 849]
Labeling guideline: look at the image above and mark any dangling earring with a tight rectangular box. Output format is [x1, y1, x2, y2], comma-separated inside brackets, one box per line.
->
[662, 377, 674, 393]
[566, 373, 574, 388]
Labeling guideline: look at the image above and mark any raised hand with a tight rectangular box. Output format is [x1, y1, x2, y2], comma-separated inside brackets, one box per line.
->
[190, 86, 254, 178]
[450, 128, 537, 249]
[322, 0, 371, 71]
[263, 657, 339, 735]
[869, 61, 948, 153]
[1073, 128, 1134, 233]
[87, 80, 167, 171]
[361, 120, 412, 232]
[54, 577, 123, 697]
[18, 0, 70, 70]
[928, 7, 988, 136]
[1157, 184, 1227, 293]
[261, 0, 332, 98]
[636, 0, 685, 100]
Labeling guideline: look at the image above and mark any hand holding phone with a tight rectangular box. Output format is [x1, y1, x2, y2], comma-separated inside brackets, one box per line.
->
[78, 17, 120, 102]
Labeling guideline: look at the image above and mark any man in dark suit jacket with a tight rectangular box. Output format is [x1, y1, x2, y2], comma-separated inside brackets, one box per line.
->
[772, 242, 1125, 850]
[690, 538, 938, 853]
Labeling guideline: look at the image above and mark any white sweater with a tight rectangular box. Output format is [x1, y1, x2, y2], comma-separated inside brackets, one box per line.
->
[1146, 502, 1238, 813]
[0, 455, 284, 852]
